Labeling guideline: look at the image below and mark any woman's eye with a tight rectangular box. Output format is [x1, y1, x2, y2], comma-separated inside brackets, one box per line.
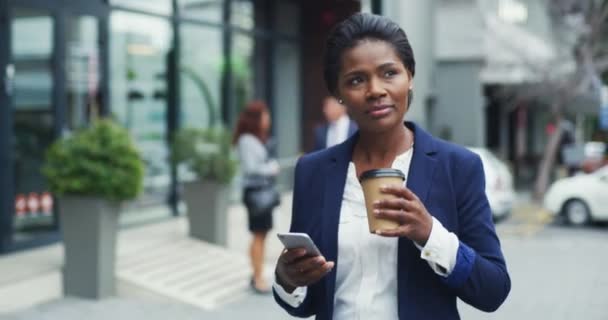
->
[348, 77, 363, 86]
[384, 70, 397, 77]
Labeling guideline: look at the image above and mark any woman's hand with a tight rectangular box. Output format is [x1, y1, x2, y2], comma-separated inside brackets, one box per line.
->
[275, 248, 334, 293]
[372, 185, 433, 245]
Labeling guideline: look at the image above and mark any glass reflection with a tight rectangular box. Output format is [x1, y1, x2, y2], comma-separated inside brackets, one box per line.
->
[110, 11, 171, 207]
[11, 8, 56, 241]
[66, 16, 100, 129]
[179, 0, 223, 23]
[109, 0, 173, 16]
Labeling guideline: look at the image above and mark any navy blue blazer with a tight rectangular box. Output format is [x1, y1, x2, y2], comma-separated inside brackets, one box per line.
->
[274, 122, 510, 319]
[313, 120, 358, 151]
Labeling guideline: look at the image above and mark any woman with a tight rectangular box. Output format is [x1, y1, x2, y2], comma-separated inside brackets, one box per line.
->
[234, 100, 280, 294]
[273, 13, 510, 319]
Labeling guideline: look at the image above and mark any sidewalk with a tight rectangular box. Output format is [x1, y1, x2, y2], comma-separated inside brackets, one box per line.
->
[0, 193, 298, 319]
[1, 190, 547, 319]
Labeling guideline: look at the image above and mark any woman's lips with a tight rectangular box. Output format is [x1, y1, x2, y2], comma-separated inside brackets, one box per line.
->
[367, 105, 393, 118]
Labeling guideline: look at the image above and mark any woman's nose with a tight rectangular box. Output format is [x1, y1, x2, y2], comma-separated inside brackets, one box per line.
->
[366, 77, 386, 99]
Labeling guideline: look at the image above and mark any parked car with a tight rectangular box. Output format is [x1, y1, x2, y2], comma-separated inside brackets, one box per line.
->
[468, 148, 516, 220]
[544, 165, 608, 226]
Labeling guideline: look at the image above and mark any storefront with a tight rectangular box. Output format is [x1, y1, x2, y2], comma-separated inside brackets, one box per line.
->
[0, 0, 377, 253]
[0, 0, 109, 252]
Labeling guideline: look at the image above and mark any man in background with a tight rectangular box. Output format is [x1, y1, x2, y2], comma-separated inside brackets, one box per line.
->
[313, 97, 357, 151]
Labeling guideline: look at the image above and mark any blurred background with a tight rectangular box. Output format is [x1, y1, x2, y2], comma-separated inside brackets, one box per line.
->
[0, 0, 607, 319]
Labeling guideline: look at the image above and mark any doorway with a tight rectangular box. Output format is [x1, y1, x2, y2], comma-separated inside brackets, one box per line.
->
[0, 0, 106, 253]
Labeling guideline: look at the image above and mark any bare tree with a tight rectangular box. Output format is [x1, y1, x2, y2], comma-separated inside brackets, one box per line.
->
[483, 0, 608, 199]
[531, 0, 608, 199]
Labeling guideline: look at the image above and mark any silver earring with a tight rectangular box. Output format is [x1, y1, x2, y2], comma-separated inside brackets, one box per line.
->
[338, 99, 344, 104]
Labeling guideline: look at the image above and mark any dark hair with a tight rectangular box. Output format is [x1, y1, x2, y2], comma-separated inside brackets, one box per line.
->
[232, 100, 270, 145]
[323, 13, 416, 96]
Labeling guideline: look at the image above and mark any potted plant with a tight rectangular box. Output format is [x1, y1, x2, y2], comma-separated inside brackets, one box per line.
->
[172, 127, 237, 246]
[42, 119, 144, 299]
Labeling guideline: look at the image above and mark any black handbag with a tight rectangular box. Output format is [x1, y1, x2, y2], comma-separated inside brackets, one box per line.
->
[243, 176, 281, 215]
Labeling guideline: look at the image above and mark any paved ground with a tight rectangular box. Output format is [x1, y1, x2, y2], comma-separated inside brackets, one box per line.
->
[2, 192, 608, 319]
[459, 222, 608, 320]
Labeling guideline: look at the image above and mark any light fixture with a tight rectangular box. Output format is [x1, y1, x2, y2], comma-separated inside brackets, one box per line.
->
[498, 0, 528, 24]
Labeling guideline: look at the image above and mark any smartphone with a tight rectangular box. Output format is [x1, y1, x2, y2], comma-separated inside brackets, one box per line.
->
[277, 232, 322, 256]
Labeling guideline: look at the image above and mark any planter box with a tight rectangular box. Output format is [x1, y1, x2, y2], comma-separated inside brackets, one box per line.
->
[60, 197, 120, 299]
[183, 181, 229, 246]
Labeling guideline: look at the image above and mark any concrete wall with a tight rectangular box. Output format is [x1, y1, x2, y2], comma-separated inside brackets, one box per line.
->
[434, 60, 486, 147]
[435, 0, 484, 61]
[383, 0, 435, 128]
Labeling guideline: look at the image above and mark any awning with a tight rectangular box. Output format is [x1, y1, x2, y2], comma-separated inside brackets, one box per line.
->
[480, 15, 575, 84]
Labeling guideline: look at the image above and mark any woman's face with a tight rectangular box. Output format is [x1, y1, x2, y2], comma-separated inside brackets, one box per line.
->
[260, 110, 271, 132]
[336, 40, 412, 134]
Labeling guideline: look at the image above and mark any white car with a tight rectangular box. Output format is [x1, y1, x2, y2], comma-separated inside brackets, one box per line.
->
[468, 148, 516, 220]
[544, 166, 608, 226]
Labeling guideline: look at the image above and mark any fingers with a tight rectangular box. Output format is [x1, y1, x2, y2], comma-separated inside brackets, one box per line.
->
[286, 258, 335, 287]
[380, 185, 418, 201]
[376, 225, 411, 237]
[279, 248, 308, 264]
[373, 208, 413, 225]
[292, 255, 327, 274]
[302, 261, 334, 282]
[293, 261, 334, 286]
[373, 197, 416, 211]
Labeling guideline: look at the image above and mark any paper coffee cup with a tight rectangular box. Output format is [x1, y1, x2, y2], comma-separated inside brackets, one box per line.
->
[359, 168, 406, 233]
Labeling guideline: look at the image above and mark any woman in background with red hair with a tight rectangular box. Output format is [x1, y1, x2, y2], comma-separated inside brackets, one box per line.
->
[233, 100, 280, 294]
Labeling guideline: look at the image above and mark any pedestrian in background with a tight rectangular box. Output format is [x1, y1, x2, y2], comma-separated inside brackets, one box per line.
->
[273, 13, 510, 319]
[313, 96, 358, 151]
[233, 100, 280, 294]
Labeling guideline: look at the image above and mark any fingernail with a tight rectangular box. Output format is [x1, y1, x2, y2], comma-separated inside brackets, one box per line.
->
[374, 209, 380, 215]
[375, 230, 382, 235]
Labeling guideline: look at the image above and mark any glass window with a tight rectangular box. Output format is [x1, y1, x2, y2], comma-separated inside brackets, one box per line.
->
[110, 11, 172, 206]
[178, 0, 223, 23]
[180, 24, 222, 129]
[12, 10, 53, 109]
[109, 0, 173, 16]
[360, 0, 373, 13]
[231, 0, 253, 30]
[66, 16, 101, 130]
[230, 32, 255, 122]
[11, 7, 56, 240]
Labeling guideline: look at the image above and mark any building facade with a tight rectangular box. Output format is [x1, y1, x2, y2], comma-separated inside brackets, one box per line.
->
[433, 0, 603, 184]
[0, 0, 381, 253]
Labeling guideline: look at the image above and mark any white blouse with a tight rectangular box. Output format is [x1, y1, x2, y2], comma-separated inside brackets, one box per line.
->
[274, 148, 459, 319]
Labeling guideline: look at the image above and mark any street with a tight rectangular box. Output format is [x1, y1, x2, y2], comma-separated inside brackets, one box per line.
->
[460, 218, 608, 319]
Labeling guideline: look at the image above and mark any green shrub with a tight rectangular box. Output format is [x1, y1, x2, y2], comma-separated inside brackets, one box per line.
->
[171, 127, 237, 185]
[42, 119, 144, 201]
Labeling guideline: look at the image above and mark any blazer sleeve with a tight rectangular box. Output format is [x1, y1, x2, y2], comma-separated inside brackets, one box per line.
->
[273, 158, 318, 318]
[442, 153, 511, 312]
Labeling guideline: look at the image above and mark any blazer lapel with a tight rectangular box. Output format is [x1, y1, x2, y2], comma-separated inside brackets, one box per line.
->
[321, 133, 357, 319]
[398, 122, 438, 316]
[405, 122, 438, 205]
